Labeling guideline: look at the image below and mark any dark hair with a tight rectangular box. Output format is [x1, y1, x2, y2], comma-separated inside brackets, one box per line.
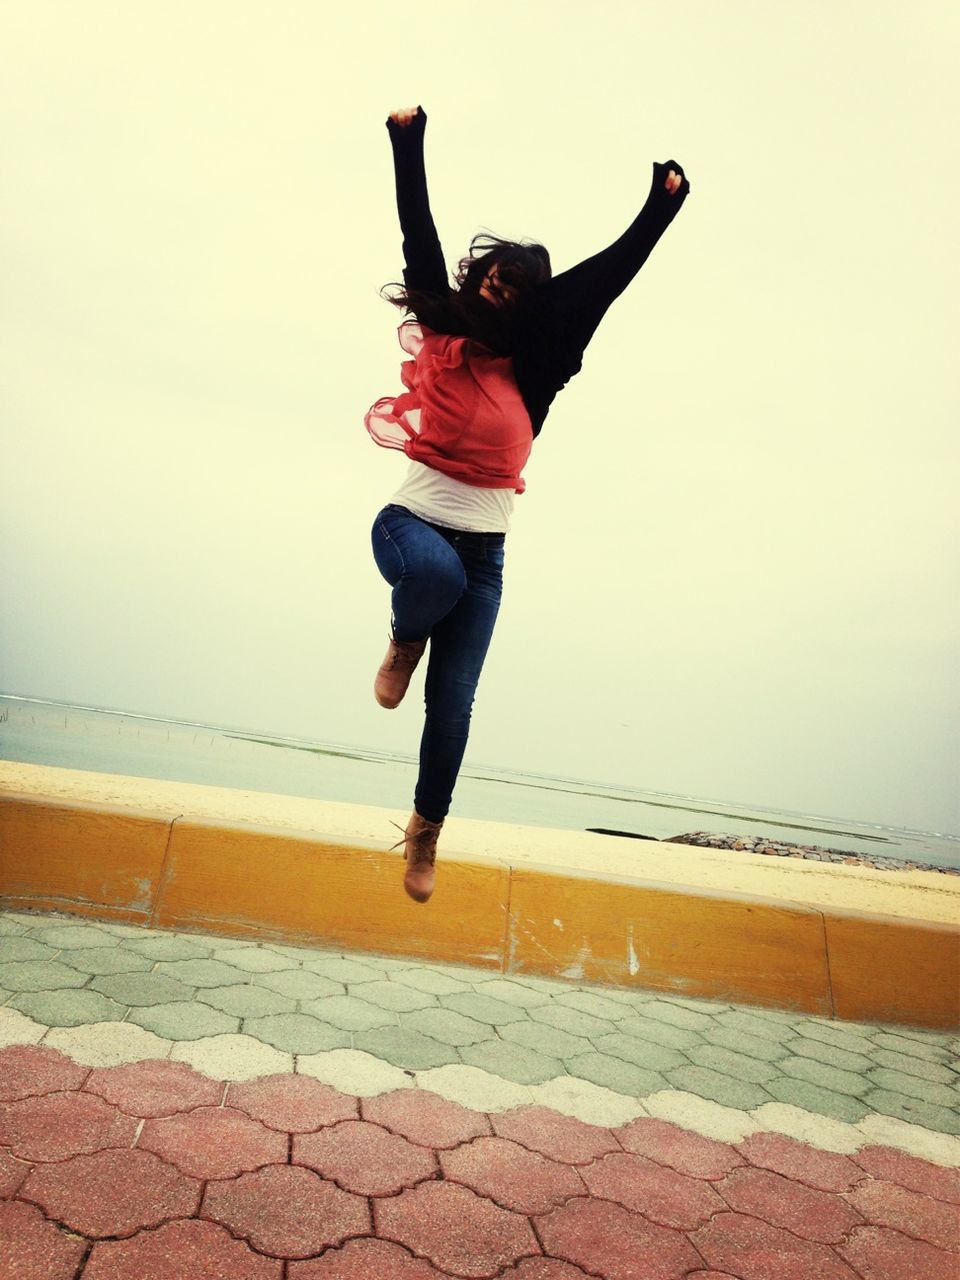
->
[382, 233, 551, 354]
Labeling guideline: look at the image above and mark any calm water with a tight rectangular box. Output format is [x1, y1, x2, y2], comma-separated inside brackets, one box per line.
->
[2, 694, 958, 870]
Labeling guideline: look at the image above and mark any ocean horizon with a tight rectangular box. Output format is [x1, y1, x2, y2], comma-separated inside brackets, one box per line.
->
[2, 693, 958, 871]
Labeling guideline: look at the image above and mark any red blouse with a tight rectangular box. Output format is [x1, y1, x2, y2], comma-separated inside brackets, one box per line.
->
[365, 322, 533, 494]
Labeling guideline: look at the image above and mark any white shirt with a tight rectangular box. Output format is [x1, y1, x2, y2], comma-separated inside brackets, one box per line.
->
[389, 460, 516, 533]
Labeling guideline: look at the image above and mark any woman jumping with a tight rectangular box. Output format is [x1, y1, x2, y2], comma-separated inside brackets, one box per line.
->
[366, 105, 690, 903]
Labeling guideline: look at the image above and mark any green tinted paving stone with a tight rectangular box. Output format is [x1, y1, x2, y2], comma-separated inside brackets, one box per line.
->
[257, 970, 343, 1000]
[393, 969, 472, 996]
[766, 1077, 871, 1124]
[866, 1069, 959, 1107]
[0, 917, 27, 937]
[349, 981, 436, 1014]
[475, 980, 552, 1009]
[642, 1001, 716, 1031]
[128, 1001, 240, 1040]
[685, 1044, 782, 1085]
[39, 925, 118, 949]
[500, 1020, 589, 1061]
[354, 1026, 459, 1070]
[90, 973, 196, 1006]
[209, 947, 293, 973]
[0, 939, 60, 963]
[864, 1088, 960, 1135]
[301, 995, 396, 1032]
[127, 936, 214, 961]
[591, 1032, 687, 1074]
[779, 1055, 870, 1097]
[587, 987, 658, 1011]
[658, 994, 730, 1015]
[702, 1026, 792, 1064]
[872, 1031, 953, 1064]
[244, 1013, 352, 1054]
[57, 948, 155, 977]
[303, 957, 386, 983]
[667, 1064, 771, 1111]
[462, 1039, 564, 1085]
[555, 991, 631, 1022]
[613, 1014, 702, 1052]
[0, 961, 89, 992]
[793, 1021, 876, 1058]
[569, 1052, 666, 1097]
[401, 1007, 494, 1048]
[714, 1010, 798, 1044]
[789, 1037, 875, 1074]
[440, 992, 528, 1027]
[10, 989, 126, 1027]
[528, 1003, 610, 1040]
[872, 1048, 959, 1086]
[154, 959, 253, 987]
[199, 985, 297, 1019]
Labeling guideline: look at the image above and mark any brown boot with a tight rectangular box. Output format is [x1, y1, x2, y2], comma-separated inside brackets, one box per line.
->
[399, 810, 443, 903]
[375, 635, 428, 709]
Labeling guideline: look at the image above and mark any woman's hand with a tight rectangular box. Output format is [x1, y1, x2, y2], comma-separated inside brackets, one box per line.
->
[665, 168, 682, 195]
[389, 107, 421, 128]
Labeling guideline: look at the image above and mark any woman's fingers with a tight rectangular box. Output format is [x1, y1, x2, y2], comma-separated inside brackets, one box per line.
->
[665, 168, 682, 195]
[390, 106, 419, 126]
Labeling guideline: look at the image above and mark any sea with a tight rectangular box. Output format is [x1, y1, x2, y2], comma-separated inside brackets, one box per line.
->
[1, 694, 958, 871]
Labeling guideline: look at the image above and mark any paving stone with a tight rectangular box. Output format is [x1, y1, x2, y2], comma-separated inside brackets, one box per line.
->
[363, 1088, 492, 1149]
[84, 1058, 224, 1117]
[638, 999, 716, 1031]
[765, 1076, 871, 1124]
[54, 946, 155, 976]
[242, 1013, 351, 1054]
[126, 934, 214, 961]
[210, 946, 293, 973]
[82, 1217, 283, 1279]
[20, 1147, 201, 1238]
[155, 958, 253, 987]
[643, 1091, 759, 1145]
[666, 1064, 772, 1111]
[392, 968, 472, 996]
[857, 1113, 960, 1166]
[0, 1200, 86, 1280]
[416, 1064, 534, 1114]
[838, 1224, 958, 1280]
[532, 1075, 644, 1127]
[37, 924, 119, 950]
[612, 1013, 703, 1051]
[0, 937, 59, 962]
[303, 955, 386, 983]
[227, 1072, 358, 1131]
[685, 1043, 782, 1084]
[788, 1035, 875, 1074]
[0, 916, 27, 936]
[203, 1164, 370, 1258]
[0, 1150, 31, 1197]
[442, 1134, 583, 1214]
[430, 962, 502, 985]
[287, 1235, 446, 1278]
[498, 1019, 588, 1061]
[854, 1144, 960, 1205]
[171, 1033, 292, 1081]
[871, 1047, 959, 1086]
[256, 969, 344, 1000]
[751, 1102, 865, 1155]
[474, 979, 553, 1008]
[302, 994, 396, 1032]
[0, 1042, 90, 1101]
[702, 1025, 793, 1064]
[491, 1104, 618, 1165]
[440, 991, 528, 1026]
[568, 1050, 665, 1096]
[126, 1001, 239, 1041]
[793, 1020, 877, 1058]
[297, 1049, 410, 1097]
[714, 1009, 798, 1044]
[872, 1031, 953, 1063]
[0, 959, 90, 991]
[582, 1149, 724, 1229]
[90, 971, 197, 1006]
[11, 988, 127, 1027]
[554, 990, 639, 1022]
[617, 1115, 744, 1180]
[657, 993, 731, 1016]
[692, 1210, 861, 1280]
[462, 1038, 565, 1085]
[589, 1029, 687, 1073]
[44, 1020, 172, 1068]
[0, 911, 65, 930]
[528, 1002, 611, 1040]
[349, 980, 436, 1013]
[139, 1104, 287, 1178]
[779, 1054, 872, 1098]
[863, 1087, 960, 1135]
[537, 1196, 702, 1279]
[402, 1006, 494, 1047]
[843, 1178, 959, 1251]
[0, 1089, 139, 1161]
[296, 1118, 437, 1194]
[718, 1164, 864, 1243]
[737, 1131, 862, 1192]
[200, 983, 297, 1018]
[866, 1067, 959, 1107]
[355, 1026, 459, 1071]
[376, 1180, 539, 1275]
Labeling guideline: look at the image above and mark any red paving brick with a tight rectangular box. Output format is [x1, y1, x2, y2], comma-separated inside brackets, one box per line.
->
[838, 1224, 959, 1280]
[737, 1130, 863, 1193]
[288, 1236, 448, 1277]
[717, 1164, 864, 1244]
[491, 1104, 619, 1165]
[440, 1135, 584, 1215]
[82, 1217, 283, 1279]
[295, 1119, 437, 1195]
[616, 1116, 744, 1180]
[692, 1210, 862, 1280]
[83, 1058, 223, 1117]
[228, 1073, 358, 1132]
[363, 1088, 491, 1149]
[376, 1180, 539, 1277]
[854, 1144, 960, 1205]
[0, 1198, 87, 1280]
[0, 1149, 32, 1197]
[537, 1196, 702, 1279]
[203, 1164, 370, 1258]
[0, 1090, 139, 1162]
[0, 1043, 88, 1102]
[843, 1179, 960, 1252]
[580, 1150, 724, 1230]
[138, 1104, 287, 1179]
[18, 1147, 201, 1238]
[499, 1261, 596, 1278]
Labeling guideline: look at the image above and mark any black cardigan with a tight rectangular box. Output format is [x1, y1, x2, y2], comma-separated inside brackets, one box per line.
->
[387, 108, 690, 439]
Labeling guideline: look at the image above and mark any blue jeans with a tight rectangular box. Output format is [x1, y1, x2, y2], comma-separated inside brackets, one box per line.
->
[371, 504, 505, 823]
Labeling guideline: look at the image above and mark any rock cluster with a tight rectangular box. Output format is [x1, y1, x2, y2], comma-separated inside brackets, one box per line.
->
[666, 831, 958, 875]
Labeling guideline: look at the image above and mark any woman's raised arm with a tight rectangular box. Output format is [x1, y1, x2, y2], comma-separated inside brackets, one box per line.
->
[386, 106, 450, 297]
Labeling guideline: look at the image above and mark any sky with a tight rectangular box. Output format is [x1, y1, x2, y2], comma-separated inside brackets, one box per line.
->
[1, 1, 957, 835]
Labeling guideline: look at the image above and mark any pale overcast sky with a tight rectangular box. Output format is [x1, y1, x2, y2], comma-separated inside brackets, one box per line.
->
[1, 1, 957, 834]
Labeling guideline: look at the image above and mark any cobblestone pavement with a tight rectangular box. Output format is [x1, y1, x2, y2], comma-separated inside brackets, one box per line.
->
[0, 909, 957, 1279]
